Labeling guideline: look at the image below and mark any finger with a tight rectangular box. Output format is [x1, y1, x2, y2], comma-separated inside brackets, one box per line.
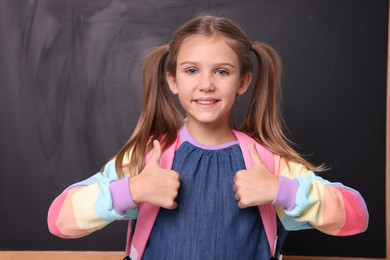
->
[233, 173, 238, 193]
[234, 191, 240, 201]
[249, 141, 264, 168]
[150, 140, 162, 164]
[170, 201, 177, 209]
[164, 199, 177, 209]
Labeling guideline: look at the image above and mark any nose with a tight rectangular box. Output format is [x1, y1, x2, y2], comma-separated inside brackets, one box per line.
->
[199, 72, 214, 92]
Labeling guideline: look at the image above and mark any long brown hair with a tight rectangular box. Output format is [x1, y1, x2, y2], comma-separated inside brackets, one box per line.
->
[114, 15, 321, 178]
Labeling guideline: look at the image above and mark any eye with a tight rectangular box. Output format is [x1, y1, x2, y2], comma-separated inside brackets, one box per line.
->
[215, 69, 229, 76]
[185, 68, 199, 75]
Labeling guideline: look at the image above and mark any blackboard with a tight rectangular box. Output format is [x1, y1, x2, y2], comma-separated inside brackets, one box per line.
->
[0, 0, 387, 258]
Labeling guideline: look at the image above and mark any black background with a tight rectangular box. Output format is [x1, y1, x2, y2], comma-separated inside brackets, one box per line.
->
[0, 0, 387, 258]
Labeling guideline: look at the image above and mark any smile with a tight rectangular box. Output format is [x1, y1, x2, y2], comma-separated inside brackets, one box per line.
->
[195, 100, 218, 105]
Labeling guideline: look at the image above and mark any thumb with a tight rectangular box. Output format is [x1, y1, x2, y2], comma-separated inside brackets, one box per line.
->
[249, 141, 264, 168]
[150, 140, 162, 165]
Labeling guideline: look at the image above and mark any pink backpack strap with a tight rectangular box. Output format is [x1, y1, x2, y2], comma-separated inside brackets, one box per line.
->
[232, 130, 277, 256]
[124, 220, 133, 257]
[125, 137, 180, 260]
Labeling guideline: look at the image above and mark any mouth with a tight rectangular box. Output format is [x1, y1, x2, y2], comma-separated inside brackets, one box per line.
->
[193, 98, 219, 105]
[195, 100, 218, 105]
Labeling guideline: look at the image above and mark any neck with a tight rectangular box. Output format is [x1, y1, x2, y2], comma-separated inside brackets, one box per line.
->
[185, 121, 236, 146]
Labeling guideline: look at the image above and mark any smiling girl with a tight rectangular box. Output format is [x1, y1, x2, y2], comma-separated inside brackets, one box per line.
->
[48, 15, 368, 260]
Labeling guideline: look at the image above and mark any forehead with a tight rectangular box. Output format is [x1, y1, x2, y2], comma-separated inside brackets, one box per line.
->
[176, 35, 239, 64]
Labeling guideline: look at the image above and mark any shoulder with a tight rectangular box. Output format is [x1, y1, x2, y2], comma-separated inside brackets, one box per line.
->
[232, 130, 272, 156]
[233, 130, 276, 172]
[232, 130, 252, 144]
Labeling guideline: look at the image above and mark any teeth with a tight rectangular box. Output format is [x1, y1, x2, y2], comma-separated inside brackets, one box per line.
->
[197, 100, 216, 105]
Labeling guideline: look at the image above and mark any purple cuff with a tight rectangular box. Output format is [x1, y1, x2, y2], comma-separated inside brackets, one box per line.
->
[272, 176, 299, 211]
[109, 176, 137, 215]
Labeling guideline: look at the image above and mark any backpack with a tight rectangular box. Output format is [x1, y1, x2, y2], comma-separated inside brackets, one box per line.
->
[124, 130, 288, 260]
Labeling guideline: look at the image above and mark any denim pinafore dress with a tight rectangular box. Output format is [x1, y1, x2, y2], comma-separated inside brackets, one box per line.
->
[142, 126, 270, 259]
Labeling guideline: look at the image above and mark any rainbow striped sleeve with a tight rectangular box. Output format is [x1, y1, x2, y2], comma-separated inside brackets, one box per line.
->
[272, 155, 368, 236]
[47, 160, 138, 238]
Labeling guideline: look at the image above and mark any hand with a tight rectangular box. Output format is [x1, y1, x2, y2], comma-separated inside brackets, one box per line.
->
[129, 140, 180, 209]
[234, 142, 279, 208]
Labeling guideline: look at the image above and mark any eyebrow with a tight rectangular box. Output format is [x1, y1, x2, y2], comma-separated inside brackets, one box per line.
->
[178, 61, 236, 68]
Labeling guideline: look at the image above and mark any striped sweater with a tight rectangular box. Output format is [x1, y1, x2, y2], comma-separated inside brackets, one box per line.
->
[48, 132, 368, 240]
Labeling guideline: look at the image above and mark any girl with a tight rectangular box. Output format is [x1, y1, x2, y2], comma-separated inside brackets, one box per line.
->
[48, 15, 368, 259]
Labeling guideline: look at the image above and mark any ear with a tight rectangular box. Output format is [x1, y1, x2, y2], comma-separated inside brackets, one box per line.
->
[236, 72, 252, 96]
[166, 72, 178, 94]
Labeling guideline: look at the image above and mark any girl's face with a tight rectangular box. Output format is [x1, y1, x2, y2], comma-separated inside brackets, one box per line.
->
[167, 35, 251, 130]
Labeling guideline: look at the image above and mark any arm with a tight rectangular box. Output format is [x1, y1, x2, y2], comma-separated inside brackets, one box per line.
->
[272, 155, 368, 236]
[47, 160, 138, 238]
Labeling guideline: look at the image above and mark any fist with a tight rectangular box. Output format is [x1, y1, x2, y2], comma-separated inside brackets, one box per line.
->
[234, 142, 279, 208]
[129, 140, 180, 209]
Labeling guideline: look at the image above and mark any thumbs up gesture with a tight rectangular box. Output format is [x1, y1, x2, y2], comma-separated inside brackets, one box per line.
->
[129, 140, 180, 209]
[234, 142, 279, 208]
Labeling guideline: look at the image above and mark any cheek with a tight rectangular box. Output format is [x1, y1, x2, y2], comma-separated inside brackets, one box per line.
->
[177, 94, 191, 110]
[176, 78, 196, 94]
[225, 79, 243, 95]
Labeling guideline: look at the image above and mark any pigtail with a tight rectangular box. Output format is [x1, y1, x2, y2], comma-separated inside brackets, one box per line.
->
[114, 44, 183, 177]
[242, 42, 282, 147]
[242, 42, 322, 171]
